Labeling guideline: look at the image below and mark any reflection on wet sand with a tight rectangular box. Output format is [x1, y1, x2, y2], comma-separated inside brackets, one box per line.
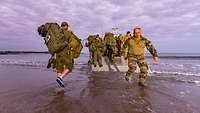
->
[0, 65, 200, 113]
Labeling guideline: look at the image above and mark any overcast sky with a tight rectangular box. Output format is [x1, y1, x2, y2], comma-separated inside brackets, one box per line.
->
[0, 0, 200, 53]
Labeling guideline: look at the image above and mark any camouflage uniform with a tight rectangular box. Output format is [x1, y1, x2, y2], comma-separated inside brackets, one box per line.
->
[55, 29, 77, 73]
[92, 37, 105, 67]
[104, 32, 117, 62]
[86, 35, 96, 64]
[116, 35, 122, 56]
[123, 36, 158, 84]
[120, 34, 131, 58]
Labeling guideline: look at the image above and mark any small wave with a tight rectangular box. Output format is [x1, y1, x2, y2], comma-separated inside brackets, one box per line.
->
[0, 59, 87, 67]
[150, 63, 198, 68]
[151, 70, 200, 77]
[0, 59, 46, 67]
[149, 56, 200, 59]
[186, 80, 200, 84]
[150, 70, 200, 85]
[177, 64, 184, 67]
[176, 79, 200, 85]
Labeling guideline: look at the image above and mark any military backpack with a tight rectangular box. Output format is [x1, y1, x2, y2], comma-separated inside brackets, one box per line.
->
[65, 31, 83, 58]
[38, 23, 67, 55]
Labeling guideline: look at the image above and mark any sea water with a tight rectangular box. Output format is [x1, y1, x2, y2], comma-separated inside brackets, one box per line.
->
[0, 53, 200, 84]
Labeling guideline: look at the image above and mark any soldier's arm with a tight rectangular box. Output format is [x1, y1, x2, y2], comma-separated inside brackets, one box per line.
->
[145, 38, 158, 57]
[123, 39, 129, 49]
[120, 39, 129, 58]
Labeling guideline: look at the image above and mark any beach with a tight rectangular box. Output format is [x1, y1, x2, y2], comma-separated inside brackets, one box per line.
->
[0, 53, 200, 113]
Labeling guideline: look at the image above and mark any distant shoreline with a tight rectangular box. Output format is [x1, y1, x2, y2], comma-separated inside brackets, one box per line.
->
[0, 51, 200, 59]
[0, 51, 48, 55]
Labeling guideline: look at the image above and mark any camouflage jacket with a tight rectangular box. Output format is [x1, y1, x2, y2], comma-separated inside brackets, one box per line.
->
[123, 36, 158, 57]
[91, 39, 105, 52]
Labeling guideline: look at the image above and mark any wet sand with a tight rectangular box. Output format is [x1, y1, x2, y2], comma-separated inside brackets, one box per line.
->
[0, 64, 200, 113]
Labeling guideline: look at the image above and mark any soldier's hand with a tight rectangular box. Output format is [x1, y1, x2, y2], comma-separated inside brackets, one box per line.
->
[153, 56, 159, 63]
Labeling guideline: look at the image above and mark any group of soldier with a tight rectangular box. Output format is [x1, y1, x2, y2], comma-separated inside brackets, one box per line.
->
[85, 27, 159, 86]
[39, 21, 159, 87]
[85, 31, 133, 67]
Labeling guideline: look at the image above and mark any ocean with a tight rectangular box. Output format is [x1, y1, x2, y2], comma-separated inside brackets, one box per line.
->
[1, 53, 200, 113]
[0, 53, 200, 84]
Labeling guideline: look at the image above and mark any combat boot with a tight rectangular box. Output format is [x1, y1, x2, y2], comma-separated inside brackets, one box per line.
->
[125, 74, 132, 82]
[99, 64, 103, 67]
[138, 78, 145, 86]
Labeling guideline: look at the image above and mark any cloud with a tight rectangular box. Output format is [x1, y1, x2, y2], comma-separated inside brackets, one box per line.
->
[0, 0, 199, 52]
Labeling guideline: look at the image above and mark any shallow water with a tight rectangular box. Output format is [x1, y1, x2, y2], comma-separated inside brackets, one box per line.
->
[1, 53, 200, 78]
[0, 53, 200, 113]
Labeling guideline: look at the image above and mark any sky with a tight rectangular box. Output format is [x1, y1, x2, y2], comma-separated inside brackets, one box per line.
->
[0, 0, 200, 53]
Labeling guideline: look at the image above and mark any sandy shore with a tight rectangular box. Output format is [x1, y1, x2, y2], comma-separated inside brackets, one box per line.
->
[0, 64, 200, 113]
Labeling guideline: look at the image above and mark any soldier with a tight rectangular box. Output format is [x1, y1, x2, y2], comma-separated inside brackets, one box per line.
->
[85, 35, 96, 65]
[123, 27, 159, 86]
[120, 31, 131, 59]
[55, 21, 78, 87]
[120, 31, 131, 43]
[104, 32, 117, 62]
[116, 34, 122, 56]
[92, 34, 105, 67]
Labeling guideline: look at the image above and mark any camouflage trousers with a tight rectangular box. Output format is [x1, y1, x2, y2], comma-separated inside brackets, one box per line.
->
[126, 55, 148, 80]
[106, 45, 115, 62]
[88, 50, 94, 64]
[93, 50, 103, 66]
[55, 48, 74, 73]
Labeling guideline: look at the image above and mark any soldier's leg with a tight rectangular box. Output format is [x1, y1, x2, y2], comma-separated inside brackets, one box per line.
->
[58, 51, 74, 77]
[112, 46, 116, 59]
[107, 46, 113, 62]
[137, 58, 148, 86]
[125, 57, 137, 82]
[58, 62, 73, 88]
[55, 54, 64, 78]
[93, 51, 98, 67]
[55, 58, 65, 87]
[56, 71, 62, 78]
[108, 48, 112, 62]
[90, 51, 94, 64]
[124, 48, 128, 59]
[88, 51, 92, 64]
[60, 68, 70, 79]
[97, 51, 103, 67]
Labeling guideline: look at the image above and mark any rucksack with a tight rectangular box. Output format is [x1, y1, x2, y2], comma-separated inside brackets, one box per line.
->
[66, 31, 83, 58]
[38, 23, 67, 55]
[104, 32, 116, 46]
[86, 35, 96, 51]
[88, 35, 96, 44]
